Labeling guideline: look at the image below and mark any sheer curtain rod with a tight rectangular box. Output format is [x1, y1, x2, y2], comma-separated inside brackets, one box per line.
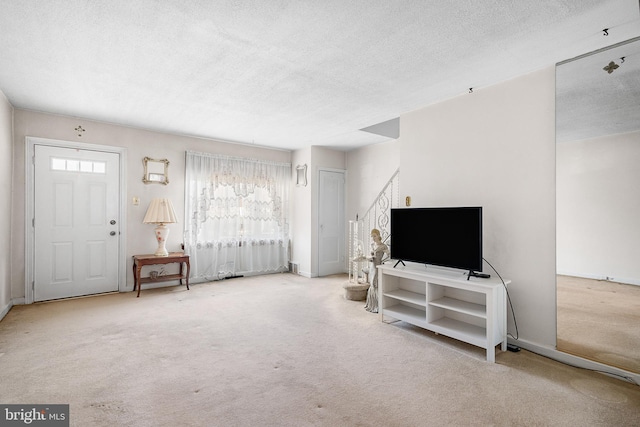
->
[186, 150, 291, 168]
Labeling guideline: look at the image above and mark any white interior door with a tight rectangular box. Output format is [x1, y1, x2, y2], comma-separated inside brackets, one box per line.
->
[34, 145, 120, 301]
[318, 169, 345, 276]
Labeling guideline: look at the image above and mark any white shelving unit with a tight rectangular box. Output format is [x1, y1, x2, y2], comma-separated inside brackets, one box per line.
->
[378, 263, 509, 362]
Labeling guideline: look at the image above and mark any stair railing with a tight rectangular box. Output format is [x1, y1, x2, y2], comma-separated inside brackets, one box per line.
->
[358, 168, 399, 260]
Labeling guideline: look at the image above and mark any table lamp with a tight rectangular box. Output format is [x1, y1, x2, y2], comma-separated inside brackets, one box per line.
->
[143, 198, 178, 256]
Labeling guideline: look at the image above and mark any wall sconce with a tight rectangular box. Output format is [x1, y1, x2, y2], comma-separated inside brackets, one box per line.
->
[296, 164, 307, 187]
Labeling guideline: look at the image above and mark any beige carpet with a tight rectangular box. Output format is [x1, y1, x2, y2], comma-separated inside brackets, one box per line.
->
[1, 273, 639, 426]
[557, 275, 640, 374]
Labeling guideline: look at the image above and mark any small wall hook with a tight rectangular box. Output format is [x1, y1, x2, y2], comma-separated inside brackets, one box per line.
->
[468, 87, 473, 94]
[602, 28, 609, 36]
[620, 56, 626, 63]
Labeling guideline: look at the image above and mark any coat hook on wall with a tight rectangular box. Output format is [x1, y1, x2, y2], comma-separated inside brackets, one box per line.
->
[620, 56, 626, 63]
[74, 126, 85, 137]
[468, 87, 473, 94]
[602, 28, 609, 36]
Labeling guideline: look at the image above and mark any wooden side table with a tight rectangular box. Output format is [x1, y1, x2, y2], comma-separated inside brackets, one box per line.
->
[132, 252, 190, 297]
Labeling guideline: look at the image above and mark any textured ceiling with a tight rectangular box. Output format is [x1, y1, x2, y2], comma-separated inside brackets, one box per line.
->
[556, 37, 640, 143]
[0, 0, 639, 151]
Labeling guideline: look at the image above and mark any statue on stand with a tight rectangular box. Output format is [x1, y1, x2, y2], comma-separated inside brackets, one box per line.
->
[365, 228, 389, 313]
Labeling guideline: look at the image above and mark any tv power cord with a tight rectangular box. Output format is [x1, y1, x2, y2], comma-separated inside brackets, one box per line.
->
[483, 257, 519, 351]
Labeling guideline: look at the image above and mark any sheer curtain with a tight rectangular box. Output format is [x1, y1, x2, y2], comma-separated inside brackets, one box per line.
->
[184, 151, 290, 281]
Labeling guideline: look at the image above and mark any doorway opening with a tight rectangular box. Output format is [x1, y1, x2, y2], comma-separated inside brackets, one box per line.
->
[25, 137, 127, 303]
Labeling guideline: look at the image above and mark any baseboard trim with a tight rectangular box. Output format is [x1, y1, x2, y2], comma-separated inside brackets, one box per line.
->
[557, 271, 640, 286]
[0, 300, 13, 322]
[511, 338, 640, 385]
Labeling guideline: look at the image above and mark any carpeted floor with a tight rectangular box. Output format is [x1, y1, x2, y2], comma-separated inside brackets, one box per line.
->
[1, 273, 639, 426]
[557, 275, 640, 374]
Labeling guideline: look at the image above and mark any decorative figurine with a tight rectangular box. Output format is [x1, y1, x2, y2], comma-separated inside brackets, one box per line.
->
[365, 228, 389, 313]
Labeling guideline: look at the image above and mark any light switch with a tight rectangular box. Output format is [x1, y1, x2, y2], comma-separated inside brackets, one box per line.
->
[133, 196, 140, 206]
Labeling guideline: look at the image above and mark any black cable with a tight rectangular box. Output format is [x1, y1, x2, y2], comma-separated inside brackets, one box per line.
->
[483, 257, 519, 341]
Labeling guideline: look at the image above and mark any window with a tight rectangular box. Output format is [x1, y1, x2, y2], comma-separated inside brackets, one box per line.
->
[51, 157, 106, 174]
[184, 151, 291, 281]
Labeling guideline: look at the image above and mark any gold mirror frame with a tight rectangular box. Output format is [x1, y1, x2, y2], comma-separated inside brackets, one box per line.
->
[143, 157, 169, 185]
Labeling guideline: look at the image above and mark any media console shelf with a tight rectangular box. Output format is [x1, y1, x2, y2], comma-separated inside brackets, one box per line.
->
[378, 263, 509, 362]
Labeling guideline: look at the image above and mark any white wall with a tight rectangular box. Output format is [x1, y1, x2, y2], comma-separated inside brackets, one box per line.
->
[291, 147, 312, 276]
[345, 139, 399, 222]
[0, 91, 13, 318]
[557, 130, 640, 285]
[290, 146, 346, 278]
[11, 110, 291, 299]
[309, 146, 346, 277]
[347, 67, 557, 349]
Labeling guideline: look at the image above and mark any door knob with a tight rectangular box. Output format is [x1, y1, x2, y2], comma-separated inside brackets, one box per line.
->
[110, 231, 116, 236]
[110, 220, 116, 225]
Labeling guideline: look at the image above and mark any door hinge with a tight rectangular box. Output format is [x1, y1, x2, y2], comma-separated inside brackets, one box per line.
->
[32, 218, 35, 227]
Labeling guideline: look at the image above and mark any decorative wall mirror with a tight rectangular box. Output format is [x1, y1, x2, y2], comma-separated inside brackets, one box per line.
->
[143, 157, 169, 185]
[556, 37, 640, 374]
[296, 164, 307, 187]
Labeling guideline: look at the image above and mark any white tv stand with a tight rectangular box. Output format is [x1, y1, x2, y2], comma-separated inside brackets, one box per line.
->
[377, 263, 509, 362]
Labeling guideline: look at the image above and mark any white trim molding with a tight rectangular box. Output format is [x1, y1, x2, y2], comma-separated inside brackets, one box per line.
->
[511, 338, 640, 385]
[0, 300, 13, 322]
[24, 136, 128, 304]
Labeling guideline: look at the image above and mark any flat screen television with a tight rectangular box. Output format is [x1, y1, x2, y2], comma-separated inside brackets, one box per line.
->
[390, 207, 483, 274]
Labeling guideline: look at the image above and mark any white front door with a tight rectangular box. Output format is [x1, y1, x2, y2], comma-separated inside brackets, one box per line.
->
[34, 145, 120, 301]
[318, 169, 345, 276]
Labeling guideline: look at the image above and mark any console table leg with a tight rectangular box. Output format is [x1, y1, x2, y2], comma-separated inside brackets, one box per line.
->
[135, 265, 142, 298]
[185, 261, 190, 290]
[132, 261, 137, 292]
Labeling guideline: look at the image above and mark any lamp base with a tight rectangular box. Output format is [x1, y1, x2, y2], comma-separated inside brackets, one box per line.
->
[153, 224, 170, 257]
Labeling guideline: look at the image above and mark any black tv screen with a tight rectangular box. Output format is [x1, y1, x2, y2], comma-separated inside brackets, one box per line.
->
[390, 207, 483, 272]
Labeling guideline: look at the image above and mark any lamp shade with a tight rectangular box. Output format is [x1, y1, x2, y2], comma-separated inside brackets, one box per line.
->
[143, 198, 177, 225]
